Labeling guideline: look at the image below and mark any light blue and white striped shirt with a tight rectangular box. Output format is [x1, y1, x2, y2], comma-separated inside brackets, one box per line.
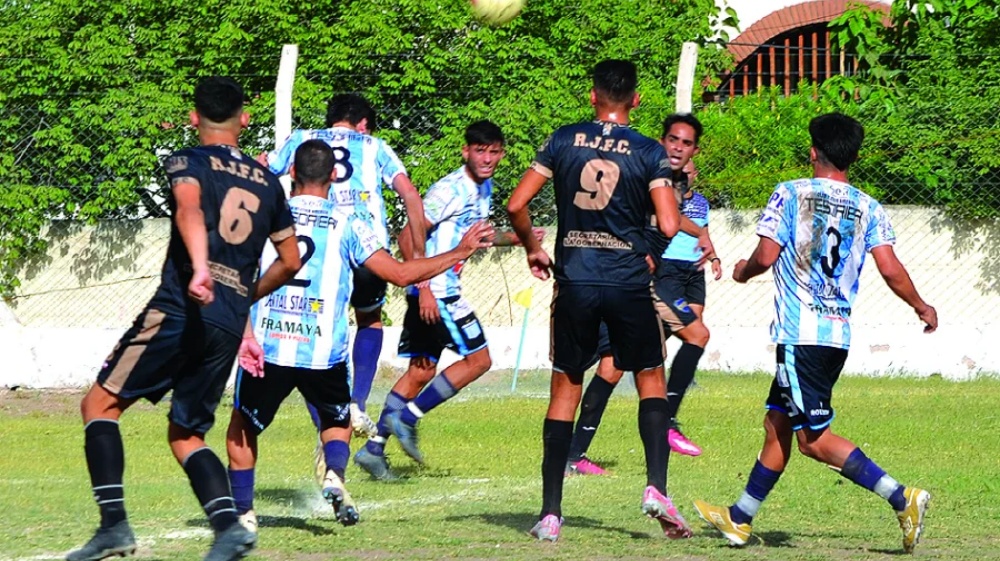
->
[268, 127, 407, 246]
[252, 195, 383, 369]
[406, 166, 492, 298]
[663, 191, 710, 261]
[757, 178, 895, 349]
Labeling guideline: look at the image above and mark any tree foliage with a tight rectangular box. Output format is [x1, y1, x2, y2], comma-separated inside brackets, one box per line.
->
[0, 0, 729, 295]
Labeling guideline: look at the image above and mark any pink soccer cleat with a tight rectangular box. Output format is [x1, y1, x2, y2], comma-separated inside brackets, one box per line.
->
[528, 514, 563, 542]
[566, 456, 609, 476]
[641, 485, 692, 539]
[667, 427, 702, 456]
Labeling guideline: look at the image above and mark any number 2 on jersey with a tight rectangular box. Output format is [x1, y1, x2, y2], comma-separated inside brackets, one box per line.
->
[287, 235, 316, 288]
[574, 159, 621, 210]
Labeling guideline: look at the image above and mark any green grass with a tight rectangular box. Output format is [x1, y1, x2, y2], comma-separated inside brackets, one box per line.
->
[2, 371, 999, 560]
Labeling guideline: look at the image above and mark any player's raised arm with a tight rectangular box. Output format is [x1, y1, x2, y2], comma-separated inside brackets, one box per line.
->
[393, 174, 428, 258]
[253, 234, 301, 301]
[870, 245, 937, 333]
[365, 221, 494, 287]
[172, 179, 213, 306]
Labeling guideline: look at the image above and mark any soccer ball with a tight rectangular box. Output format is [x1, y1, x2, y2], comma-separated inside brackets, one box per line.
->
[470, 0, 524, 26]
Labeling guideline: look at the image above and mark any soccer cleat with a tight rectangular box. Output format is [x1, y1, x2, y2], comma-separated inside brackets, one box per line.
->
[313, 438, 327, 487]
[692, 499, 751, 546]
[202, 522, 257, 561]
[349, 403, 379, 439]
[566, 456, 609, 476]
[641, 486, 692, 539]
[66, 520, 137, 561]
[384, 411, 424, 464]
[667, 427, 702, 457]
[322, 469, 360, 526]
[237, 510, 257, 534]
[896, 487, 930, 554]
[528, 514, 563, 542]
[354, 448, 399, 481]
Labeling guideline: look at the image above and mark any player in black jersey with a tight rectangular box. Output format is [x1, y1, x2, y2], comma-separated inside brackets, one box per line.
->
[68, 77, 301, 561]
[508, 59, 691, 542]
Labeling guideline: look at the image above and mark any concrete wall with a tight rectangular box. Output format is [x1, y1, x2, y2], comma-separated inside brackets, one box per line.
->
[3, 205, 998, 388]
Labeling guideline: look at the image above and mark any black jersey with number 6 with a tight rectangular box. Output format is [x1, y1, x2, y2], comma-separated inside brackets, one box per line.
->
[531, 121, 672, 287]
[150, 145, 296, 337]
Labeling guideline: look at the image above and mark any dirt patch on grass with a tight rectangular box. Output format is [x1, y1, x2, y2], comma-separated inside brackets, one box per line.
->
[0, 387, 84, 418]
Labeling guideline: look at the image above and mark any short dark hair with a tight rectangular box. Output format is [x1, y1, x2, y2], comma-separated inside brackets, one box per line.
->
[661, 113, 703, 144]
[464, 120, 505, 146]
[294, 139, 335, 185]
[592, 60, 637, 104]
[325, 94, 375, 128]
[194, 76, 244, 123]
[809, 113, 864, 171]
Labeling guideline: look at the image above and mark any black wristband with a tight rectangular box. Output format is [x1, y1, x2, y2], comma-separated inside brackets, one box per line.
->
[710, 257, 721, 263]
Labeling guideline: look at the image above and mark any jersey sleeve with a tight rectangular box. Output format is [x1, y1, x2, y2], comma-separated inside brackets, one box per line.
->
[529, 133, 556, 179]
[864, 200, 896, 251]
[422, 178, 466, 225]
[267, 130, 306, 176]
[648, 143, 672, 191]
[164, 150, 205, 191]
[756, 183, 794, 246]
[377, 141, 407, 186]
[267, 175, 296, 243]
[346, 216, 386, 268]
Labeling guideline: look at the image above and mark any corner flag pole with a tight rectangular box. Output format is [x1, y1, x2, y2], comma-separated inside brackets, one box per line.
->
[510, 287, 533, 393]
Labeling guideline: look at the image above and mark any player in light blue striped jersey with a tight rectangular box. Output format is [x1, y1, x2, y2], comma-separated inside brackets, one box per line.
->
[355, 121, 543, 478]
[261, 94, 428, 438]
[226, 140, 493, 531]
[694, 113, 938, 553]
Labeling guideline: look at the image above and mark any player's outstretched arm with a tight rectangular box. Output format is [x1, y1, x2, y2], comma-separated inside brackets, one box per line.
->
[733, 236, 781, 283]
[365, 221, 495, 287]
[237, 318, 265, 377]
[493, 227, 545, 247]
[253, 235, 302, 301]
[650, 186, 681, 239]
[870, 245, 938, 333]
[173, 180, 213, 306]
[507, 169, 552, 279]
[394, 174, 428, 258]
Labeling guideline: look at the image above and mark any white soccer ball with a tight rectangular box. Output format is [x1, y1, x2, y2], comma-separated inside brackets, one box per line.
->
[470, 0, 524, 26]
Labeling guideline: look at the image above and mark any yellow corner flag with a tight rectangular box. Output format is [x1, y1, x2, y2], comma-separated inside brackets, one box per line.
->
[513, 287, 533, 309]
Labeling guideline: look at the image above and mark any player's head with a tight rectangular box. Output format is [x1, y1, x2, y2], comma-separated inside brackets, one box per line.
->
[462, 120, 506, 183]
[660, 113, 702, 171]
[191, 76, 248, 130]
[809, 113, 864, 172]
[591, 59, 639, 110]
[325, 94, 375, 131]
[290, 139, 336, 194]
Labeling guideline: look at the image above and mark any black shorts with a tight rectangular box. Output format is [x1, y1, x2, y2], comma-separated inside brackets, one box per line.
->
[234, 362, 351, 434]
[398, 295, 487, 361]
[659, 259, 706, 306]
[350, 265, 387, 313]
[765, 344, 848, 431]
[551, 283, 664, 375]
[652, 270, 700, 334]
[97, 307, 240, 434]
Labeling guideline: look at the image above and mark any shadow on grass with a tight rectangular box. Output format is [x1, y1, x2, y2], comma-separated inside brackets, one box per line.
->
[454, 511, 651, 539]
[182, 515, 336, 537]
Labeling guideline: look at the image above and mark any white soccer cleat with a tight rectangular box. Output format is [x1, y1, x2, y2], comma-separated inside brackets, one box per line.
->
[238, 509, 258, 534]
[350, 403, 379, 439]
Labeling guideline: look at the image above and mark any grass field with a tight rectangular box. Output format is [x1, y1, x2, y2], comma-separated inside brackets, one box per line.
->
[2, 370, 998, 560]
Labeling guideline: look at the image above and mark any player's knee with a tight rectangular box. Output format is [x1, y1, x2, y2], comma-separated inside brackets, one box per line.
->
[467, 349, 492, 375]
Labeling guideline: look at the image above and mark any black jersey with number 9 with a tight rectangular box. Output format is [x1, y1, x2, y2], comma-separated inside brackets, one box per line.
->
[530, 121, 672, 287]
[151, 145, 296, 337]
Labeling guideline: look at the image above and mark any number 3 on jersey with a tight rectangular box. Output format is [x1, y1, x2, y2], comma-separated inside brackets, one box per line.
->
[821, 226, 842, 277]
[332, 146, 353, 183]
[574, 159, 621, 210]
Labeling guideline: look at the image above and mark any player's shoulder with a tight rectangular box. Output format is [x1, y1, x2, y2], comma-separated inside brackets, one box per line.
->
[432, 166, 473, 192]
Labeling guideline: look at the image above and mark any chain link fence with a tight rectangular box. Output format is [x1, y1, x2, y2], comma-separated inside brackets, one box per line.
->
[4, 49, 1000, 377]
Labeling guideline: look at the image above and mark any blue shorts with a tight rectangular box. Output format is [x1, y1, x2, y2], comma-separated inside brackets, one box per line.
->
[398, 295, 487, 361]
[765, 344, 848, 431]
